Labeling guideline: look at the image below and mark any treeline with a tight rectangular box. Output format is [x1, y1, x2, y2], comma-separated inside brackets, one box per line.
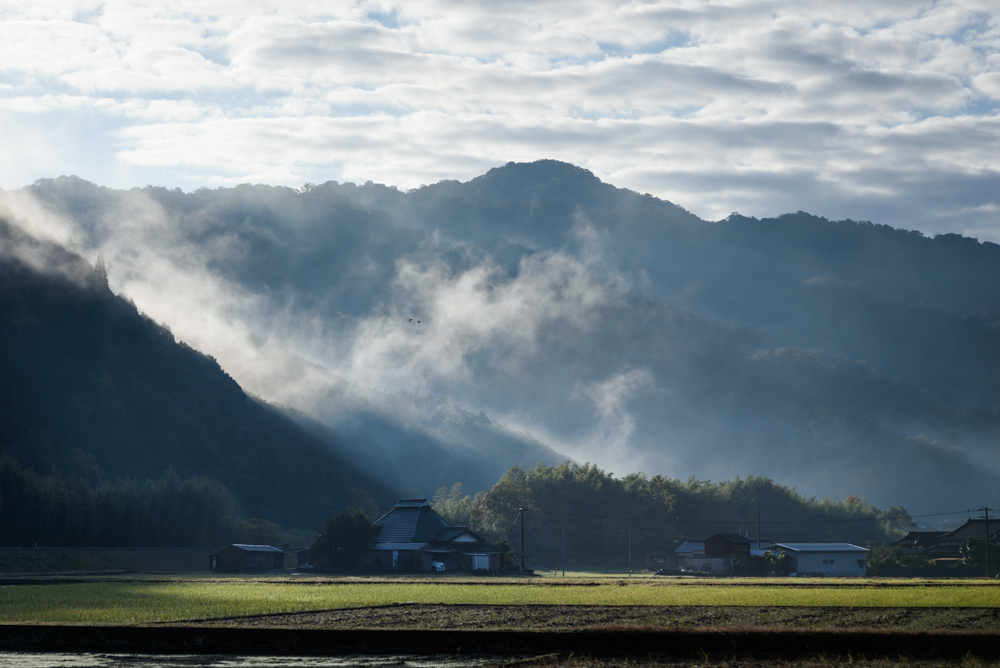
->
[435, 462, 911, 571]
[0, 455, 240, 546]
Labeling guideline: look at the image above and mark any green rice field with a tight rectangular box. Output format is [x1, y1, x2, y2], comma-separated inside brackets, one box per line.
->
[0, 578, 998, 624]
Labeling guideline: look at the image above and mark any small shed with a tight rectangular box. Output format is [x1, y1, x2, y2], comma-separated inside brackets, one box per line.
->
[210, 544, 285, 571]
[644, 550, 672, 571]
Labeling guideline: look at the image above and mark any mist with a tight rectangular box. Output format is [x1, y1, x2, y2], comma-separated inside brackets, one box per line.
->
[4, 161, 1000, 513]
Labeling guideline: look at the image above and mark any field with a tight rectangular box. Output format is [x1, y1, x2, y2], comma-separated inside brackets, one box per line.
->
[2, 576, 1000, 665]
[1, 576, 999, 625]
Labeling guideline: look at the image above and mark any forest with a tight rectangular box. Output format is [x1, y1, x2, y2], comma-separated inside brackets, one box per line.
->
[434, 462, 912, 571]
[0, 455, 240, 547]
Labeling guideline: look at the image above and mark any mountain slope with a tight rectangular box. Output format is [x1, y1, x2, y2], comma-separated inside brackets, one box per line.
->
[0, 213, 389, 529]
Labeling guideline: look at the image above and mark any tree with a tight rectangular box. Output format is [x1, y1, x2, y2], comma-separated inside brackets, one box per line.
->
[433, 483, 473, 525]
[960, 538, 999, 575]
[237, 518, 283, 546]
[90, 252, 109, 292]
[866, 545, 934, 577]
[763, 549, 790, 575]
[310, 510, 382, 572]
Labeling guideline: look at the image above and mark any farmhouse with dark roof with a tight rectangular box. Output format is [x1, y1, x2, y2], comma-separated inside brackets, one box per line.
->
[365, 498, 505, 572]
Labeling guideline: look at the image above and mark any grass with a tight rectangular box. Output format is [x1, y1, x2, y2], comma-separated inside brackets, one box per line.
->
[0, 578, 998, 625]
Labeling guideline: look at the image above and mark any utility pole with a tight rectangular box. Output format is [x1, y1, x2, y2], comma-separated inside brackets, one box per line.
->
[628, 524, 632, 576]
[757, 505, 762, 551]
[519, 507, 525, 572]
[562, 526, 566, 577]
[979, 506, 992, 579]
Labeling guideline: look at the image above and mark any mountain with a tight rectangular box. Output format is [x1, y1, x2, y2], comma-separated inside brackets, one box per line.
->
[7, 162, 1000, 515]
[0, 213, 390, 530]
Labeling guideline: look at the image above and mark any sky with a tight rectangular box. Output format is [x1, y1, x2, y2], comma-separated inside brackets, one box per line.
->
[2, 1, 1000, 240]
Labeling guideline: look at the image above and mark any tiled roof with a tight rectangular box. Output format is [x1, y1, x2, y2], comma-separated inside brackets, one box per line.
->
[432, 526, 474, 543]
[424, 542, 504, 554]
[372, 542, 430, 551]
[890, 531, 947, 548]
[707, 533, 752, 544]
[938, 519, 1000, 542]
[673, 539, 705, 554]
[229, 544, 285, 553]
[374, 499, 453, 543]
[768, 543, 867, 553]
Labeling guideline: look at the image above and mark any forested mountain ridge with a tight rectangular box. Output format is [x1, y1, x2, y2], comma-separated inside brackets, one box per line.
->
[7, 161, 1000, 516]
[0, 213, 390, 537]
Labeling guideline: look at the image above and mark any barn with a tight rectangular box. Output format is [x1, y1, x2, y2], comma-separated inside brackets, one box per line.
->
[209, 544, 285, 571]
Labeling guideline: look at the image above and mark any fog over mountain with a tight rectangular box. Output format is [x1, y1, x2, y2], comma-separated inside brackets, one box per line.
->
[0, 212, 392, 532]
[4, 160, 999, 514]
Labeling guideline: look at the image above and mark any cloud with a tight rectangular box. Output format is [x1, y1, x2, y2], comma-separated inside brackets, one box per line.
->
[0, 179, 624, 452]
[0, 0, 999, 241]
[581, 368, 656, 460]
[342, 249, 617, 397]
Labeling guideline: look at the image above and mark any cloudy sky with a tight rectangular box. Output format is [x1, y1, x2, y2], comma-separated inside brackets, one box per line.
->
[2, 1, 999, 240]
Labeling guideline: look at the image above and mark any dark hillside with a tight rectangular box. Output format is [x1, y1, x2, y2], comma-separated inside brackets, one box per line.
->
[24, 177, 565, 499]
[0, 215, 389, 531]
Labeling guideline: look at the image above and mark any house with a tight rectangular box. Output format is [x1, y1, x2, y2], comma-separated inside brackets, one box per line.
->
[933, 518, 999, 546]
[704, 533, 752, 572]
[673, 538, 728, 573]
[669, 534, 753, 574]
[674, 538, 704, 559]
[920, 518, 999, 566]
[704, 534, 751, 559]
[766, 543, 868, 576]
[365, 499, 505, 572]
[210, 544, 285, 571]
[889, 531, 947, 554]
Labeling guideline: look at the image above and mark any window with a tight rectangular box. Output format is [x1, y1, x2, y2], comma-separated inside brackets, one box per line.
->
[823, 559, 835, 564]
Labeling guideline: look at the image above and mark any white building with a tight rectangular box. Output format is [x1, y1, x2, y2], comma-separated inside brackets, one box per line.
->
[766, 543, 868, 577]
